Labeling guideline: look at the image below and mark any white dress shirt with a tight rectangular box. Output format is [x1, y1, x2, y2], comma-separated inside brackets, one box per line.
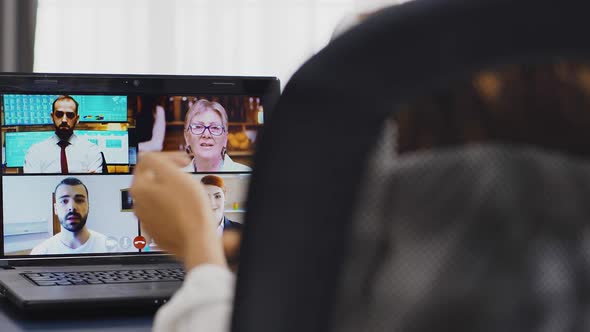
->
[181, 155, 252, 172]
[153, 264, 234, 332]
[23, 133, 103, 173]
[30, 230, 108, 255]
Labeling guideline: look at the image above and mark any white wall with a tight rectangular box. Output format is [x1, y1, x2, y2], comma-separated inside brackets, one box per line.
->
[34, 0, 413, 87]
[355, 0, 411, 13]
[34, 0, 359, 86]
[3, 175, 138, 253]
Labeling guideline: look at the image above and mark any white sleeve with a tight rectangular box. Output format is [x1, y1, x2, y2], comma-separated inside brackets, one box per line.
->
[153, 264, 235, 332]
[87, 143, 103, 173]
[23, 144, 41, 173]
[30, 242, 46, 255]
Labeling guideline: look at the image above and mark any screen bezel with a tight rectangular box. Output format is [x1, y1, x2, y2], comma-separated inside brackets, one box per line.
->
[0, 73, 280, 265]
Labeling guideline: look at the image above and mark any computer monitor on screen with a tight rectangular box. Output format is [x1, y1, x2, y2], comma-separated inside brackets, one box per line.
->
[3, 94, 127, 125]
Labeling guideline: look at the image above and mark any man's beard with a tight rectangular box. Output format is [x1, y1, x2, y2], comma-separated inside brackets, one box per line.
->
[60, 212, 88, 233]
[55, 124, 74, 140]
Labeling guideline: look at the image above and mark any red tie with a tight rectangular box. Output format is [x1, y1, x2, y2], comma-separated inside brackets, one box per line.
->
[57, 140, 70, 174]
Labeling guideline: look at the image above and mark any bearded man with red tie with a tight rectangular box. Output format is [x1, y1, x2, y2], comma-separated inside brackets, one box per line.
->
[23, 95, 103, 174]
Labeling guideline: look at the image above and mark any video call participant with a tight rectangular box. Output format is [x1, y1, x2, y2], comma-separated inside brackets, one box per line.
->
[182, 99, 251, 172]
[200, 175, 243, 236]
[137, 95, 167, 152]
[31, 177, 108, 255]
[23, 95, 103, 173]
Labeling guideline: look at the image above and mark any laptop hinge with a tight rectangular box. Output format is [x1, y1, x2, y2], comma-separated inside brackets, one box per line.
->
[0, 261, 15, 269]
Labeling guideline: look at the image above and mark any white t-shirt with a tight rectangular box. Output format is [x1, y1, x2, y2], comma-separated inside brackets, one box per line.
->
[23, 133, 103, 173]
[30, 229, 108, 255]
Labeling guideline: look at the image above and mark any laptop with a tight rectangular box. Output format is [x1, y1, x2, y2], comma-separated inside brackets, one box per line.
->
[0, 73, 279, 311]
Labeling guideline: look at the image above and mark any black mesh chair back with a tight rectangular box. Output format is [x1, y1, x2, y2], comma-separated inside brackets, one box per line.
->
[233, 1, 590, 331]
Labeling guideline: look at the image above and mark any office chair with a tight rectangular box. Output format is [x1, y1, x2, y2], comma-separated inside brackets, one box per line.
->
[233, 0, 590, 331]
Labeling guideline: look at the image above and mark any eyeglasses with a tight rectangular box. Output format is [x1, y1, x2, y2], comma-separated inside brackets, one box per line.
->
[187, 123, 225, 136]
[54, 111, 76, 119]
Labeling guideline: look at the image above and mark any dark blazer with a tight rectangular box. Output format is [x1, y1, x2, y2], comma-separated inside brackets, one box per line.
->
[223, 216, 243, 232]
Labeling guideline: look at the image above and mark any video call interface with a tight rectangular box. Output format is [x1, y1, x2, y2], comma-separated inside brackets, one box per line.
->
[0, 93, 263, 256]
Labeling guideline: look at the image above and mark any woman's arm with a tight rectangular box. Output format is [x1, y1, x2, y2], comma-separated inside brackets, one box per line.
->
[138, 105, 167, 152]
[153, 264, 234, 332]
[131, 152, 231, 332]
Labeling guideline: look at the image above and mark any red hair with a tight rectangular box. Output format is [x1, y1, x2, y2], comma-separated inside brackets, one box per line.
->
[200, 175, 225, 190]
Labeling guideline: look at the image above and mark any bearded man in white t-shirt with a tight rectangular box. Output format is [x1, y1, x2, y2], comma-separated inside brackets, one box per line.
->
[31, 177, 107, 255]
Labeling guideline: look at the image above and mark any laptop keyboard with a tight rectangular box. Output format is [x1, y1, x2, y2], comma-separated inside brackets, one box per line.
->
[22, 268, 185, 286]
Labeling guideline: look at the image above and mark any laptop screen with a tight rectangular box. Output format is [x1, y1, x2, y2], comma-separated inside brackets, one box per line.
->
[0, 74, 279, 259]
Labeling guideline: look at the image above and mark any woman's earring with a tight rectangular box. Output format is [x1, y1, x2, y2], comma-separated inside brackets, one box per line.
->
[185, 145, 193, 156]
[221, 146, 227, 160]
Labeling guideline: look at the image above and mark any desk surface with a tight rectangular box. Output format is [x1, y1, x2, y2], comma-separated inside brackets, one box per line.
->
[0, 294, 154, 332]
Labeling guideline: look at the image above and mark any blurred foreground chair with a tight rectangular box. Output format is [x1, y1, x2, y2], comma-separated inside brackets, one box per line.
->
[233, 0, 590, 331]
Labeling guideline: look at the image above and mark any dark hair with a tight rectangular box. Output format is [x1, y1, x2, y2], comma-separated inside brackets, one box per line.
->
[52, 95, 79, 114]
[395, 60, 590, 157]
[54, 177, 89, 200]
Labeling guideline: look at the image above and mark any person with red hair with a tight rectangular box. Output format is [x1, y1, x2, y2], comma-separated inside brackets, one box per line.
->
[200, 175, 243, 235]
